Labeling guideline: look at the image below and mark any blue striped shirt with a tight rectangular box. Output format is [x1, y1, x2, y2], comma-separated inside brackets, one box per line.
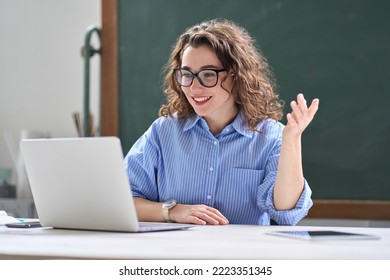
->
[124, 112, 313, 225]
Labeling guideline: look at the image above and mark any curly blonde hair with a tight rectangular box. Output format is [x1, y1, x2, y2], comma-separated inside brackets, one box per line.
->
[159, 19, 284, 130]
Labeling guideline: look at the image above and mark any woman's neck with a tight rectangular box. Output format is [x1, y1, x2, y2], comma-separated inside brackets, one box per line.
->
[204, 107, 239, 136]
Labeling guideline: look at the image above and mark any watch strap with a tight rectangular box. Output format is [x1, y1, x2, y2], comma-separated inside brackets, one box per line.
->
[162, 200, 177, 223]
[162, 207, 172, 223]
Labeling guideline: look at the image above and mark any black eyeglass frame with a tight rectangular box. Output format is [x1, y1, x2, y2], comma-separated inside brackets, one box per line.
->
[173, 68, 226, 88]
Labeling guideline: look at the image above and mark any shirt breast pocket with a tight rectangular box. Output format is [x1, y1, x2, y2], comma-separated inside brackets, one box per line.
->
[222, 168, 265, 202]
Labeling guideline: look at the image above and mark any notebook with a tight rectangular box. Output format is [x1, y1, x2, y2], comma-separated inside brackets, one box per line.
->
[20, 137, 193, 232]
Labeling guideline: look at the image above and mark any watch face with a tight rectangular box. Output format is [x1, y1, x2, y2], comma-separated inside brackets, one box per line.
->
[163, 199, 177, 209]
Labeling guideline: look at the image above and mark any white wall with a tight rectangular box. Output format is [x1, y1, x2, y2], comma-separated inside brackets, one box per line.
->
[0, 0, 101, 185]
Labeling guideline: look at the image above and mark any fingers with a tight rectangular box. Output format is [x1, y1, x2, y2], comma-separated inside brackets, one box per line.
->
[200, 206, 229, 225]
[308, 98, 319, 119]
[172, 204, 229, 225]
[291, 94, 308, 119]
[286, 93, 319, 133]
[189, 205, 229, 225]
[296, 93, 319, 118]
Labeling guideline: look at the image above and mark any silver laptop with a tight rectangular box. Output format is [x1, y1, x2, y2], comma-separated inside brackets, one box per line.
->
[20, 137, 193, 232]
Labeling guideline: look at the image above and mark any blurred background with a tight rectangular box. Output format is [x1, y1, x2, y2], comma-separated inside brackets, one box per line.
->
[0, 0, 100, 216]
[0, 0, 100, 185]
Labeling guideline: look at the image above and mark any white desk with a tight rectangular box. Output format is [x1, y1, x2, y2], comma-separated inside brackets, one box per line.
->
[0, 225, 389, 259]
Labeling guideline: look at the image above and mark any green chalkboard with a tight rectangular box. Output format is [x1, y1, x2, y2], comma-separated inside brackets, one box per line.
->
[117, 0, 390, 200]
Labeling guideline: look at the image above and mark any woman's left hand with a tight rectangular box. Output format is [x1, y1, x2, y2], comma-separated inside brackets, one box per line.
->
[284, 93, 319, 138]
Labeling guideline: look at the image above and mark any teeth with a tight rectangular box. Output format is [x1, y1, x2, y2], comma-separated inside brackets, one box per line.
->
[193, 96, 211, 102]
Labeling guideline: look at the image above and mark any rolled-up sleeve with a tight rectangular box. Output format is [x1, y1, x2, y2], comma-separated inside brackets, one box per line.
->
[124, 128, 160, 202]
[257, 168, 313, 225]
[265, 179, 312, 225]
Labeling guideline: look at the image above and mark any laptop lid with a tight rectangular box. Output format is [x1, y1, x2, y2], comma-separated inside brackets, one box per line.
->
[20, 137, 191, 232]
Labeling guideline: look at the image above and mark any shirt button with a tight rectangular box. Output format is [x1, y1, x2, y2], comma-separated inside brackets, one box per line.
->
[209, 167, 214, 172]
[207, 195, 212, 200]
[213, 141, 218, 145]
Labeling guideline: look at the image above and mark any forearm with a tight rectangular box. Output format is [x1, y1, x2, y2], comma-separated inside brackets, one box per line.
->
[134, 197, 229, 225]
[273, 135, 305, 210]
[133, 197, 165, 222]
[273, 94, 319, 210]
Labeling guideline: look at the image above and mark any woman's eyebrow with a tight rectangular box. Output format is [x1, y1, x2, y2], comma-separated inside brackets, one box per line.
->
[180, 64, 221, 71]
[200, 64, 221, 69]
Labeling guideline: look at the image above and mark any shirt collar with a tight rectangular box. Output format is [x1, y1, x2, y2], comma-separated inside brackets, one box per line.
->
[183, 114, 202, 132]
[231, 111, 253, 138]
[183, 111, 253, 138]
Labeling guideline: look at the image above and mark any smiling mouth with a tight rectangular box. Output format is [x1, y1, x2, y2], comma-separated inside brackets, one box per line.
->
[192, 96, 212, 104]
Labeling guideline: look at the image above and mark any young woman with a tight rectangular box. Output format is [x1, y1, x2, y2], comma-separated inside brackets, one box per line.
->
[124, 19, 319, 226]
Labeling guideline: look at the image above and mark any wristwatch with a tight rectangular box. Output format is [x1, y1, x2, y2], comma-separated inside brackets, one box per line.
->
[162, 199, 177, 223]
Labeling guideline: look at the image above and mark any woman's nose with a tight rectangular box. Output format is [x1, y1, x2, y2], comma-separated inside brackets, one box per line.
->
[189, 76, 203, 91]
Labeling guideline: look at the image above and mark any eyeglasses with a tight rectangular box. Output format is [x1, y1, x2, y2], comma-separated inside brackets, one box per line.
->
[173, 68, 226, 88]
